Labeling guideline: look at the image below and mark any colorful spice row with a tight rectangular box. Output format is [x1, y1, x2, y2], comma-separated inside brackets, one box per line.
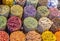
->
[0, 5, 60, 32]
[0, 0, 60, 41]
[0, 15, 60, 33]
[0, 15, 54, 33]
[0, 5, 60, 30]
[1, 0, 58, 8]
[1, 30, 60, 41]
[0, 5, 60, 19]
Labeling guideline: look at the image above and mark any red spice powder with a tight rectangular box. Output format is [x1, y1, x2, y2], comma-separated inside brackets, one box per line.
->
[0, 31, 9, 41]
[7, 16, 22, 32]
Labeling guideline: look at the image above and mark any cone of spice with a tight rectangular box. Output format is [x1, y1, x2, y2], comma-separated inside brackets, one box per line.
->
[38, 17, 53, 32]
[26, 31, 41, 41]
[11, 5, 23, 18]
[0, 16, 7, 30]
[38, 0, 48, 6]
[48, 8, 60, 20]
[7, 16, 22, 32]
[0, 31, 9, 41]
[42, 31, 56, 41]
[55, 31, 60, 41]
[10, 31, 26, 41]
[0, 5, 10, 17]
[23, 17, 38, 32]
[47, 0, 58, 8]
[24, 5, 36, 18]
[36, 6, 49, 20]
[2, 0, 14, 7]
[26, 0, 38, 7]
[15, 0, 26, 6]
[50, 18, 60, 33]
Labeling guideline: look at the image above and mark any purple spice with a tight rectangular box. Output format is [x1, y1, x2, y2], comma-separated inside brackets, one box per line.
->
[24, 5, 36, 18]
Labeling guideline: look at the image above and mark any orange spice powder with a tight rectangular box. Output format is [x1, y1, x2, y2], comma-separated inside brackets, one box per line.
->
[55, 31, 60, 41]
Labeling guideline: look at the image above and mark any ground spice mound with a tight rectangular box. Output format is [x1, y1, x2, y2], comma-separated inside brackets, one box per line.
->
[26, 31, 41, 41]
[10, 31, 26, 41]
[48, 8, 60, 20]
[42, 31, 56, 41]
[7, 16, 22, 32]
[55, 31, 60, 41]
[0, 31, 9, 41]
[24, 5, 36, 18]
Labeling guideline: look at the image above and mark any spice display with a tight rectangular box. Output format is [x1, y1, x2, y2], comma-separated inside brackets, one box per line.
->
[0, 0, 60, 41]
[0, 31, 9, 41]
[15, 0, 26, 6]
[55, 31, 60, 41]
[26, 0, 38, 7]
[39, 17, 53, 32]
[24, 5, 36, 18]
[23, 17, 38, 32]
[11, 5, 23, 18]
[48, 8, 60, 20]
[7, 16, 22, 32]
[26, 31, 41, 41]
[36, 6, 49, 20]
[0, 5, 10, 17]
[42, 31, 56, 41]
[10, 31, 26, 41]
[2, 0, 14, 6]
[0, 16, 7, 30]
[47, 0, 58, 8]
[38, 0, 48, 6]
